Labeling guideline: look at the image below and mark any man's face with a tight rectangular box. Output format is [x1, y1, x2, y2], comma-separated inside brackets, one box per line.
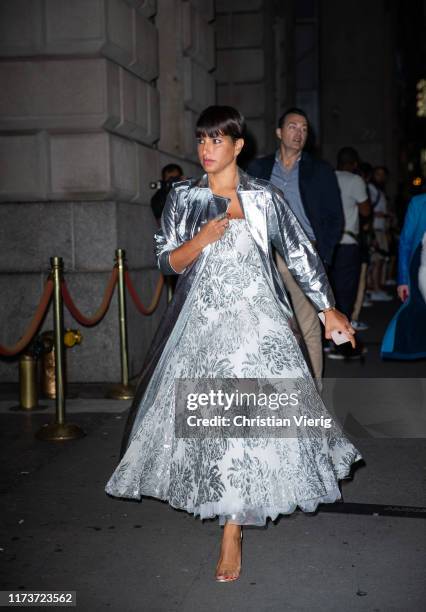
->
[373, 168, 387, 187]
[276, 113, 308, 154]
[164, 170, 181, 183]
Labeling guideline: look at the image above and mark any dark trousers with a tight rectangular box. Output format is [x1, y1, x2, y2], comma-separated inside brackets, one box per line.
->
[329, 244, 361, 320]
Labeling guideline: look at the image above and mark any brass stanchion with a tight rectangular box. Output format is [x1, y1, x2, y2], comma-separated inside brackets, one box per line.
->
[36, 257, 85, 440]
[39, 329, 82, 399]
[10, 354, 47, 412]
[19, 354, 39, 409]
[107, 249, 135, 400]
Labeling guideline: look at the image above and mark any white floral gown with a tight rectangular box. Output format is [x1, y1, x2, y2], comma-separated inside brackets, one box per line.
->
[105, 219, 362, 525]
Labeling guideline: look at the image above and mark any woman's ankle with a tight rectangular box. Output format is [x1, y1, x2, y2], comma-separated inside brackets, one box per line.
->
[222, 523, 242, 541]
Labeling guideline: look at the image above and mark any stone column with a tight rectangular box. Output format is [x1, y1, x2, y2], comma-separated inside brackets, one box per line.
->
[319, 0, 398, 183]
[215, 0, 291, 158]
[0, 0, 215, 382]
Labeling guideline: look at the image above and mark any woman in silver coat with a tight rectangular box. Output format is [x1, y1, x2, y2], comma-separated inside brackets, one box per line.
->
[105, 106, 362, 582]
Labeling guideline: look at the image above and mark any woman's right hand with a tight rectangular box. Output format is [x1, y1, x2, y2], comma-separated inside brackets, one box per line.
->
[169, 215, 229, 273]
[196, 216, 229, 248]
[397, 284, 409, 302]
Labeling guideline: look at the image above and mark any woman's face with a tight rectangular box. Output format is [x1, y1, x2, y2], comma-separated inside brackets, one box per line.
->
[197, 133, 244, 174]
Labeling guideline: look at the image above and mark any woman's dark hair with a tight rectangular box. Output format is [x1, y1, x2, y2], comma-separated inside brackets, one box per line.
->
[195, 105, 245, 141]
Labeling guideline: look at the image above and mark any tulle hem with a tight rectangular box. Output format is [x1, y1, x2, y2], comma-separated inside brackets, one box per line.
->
[105, 459, 361, 527]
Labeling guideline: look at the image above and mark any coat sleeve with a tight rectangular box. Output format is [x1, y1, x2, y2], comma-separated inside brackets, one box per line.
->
[153, 187, 186, 275]
[267, 185, 335, 311]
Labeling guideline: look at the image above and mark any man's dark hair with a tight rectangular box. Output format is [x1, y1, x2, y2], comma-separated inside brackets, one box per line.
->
[337, 146, 359, 168]
[277, 107, 308, 129]
[195, 105, 245, 141]
[161, 164, 183, 181]
[359, 162, 373, 178]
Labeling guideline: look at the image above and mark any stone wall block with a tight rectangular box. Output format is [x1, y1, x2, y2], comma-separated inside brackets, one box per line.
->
[189, 0, 215, 22]
[216, 0, 263, 12]
[44, 0, 106, 56]
[145, 84, 160, 143]
[183, 58, 215, 113]
[103, 61, 122, 132]
[246, 118, 266, 153]
[103, 0, 134, 68]
[217, 83, 265, 117]
[132, 11, 159, 81]
[110, 137, 139, 201]
[1, 126, 159, 203]
[125, 0, 157, 18]
[0, 0, 43, 57]
[111, 68, 138, 138]
[215, 14, 231, 49]
[116, 202, 158, 267]
[132, 77, 160, 144]
[0, 0, 159, 81]
[0, 203, 73, 272]
[49, 133, 111, 201]
[73, 202, 118, 271]
[0, 133, 48, 202]
[216, 49, 264, 83]
[216, 12, 263, 49]
[183, 109, 198, 160]
[0, 59, 116, 132]
[182, 2, 215, 70]
[136, 145, 160, 204]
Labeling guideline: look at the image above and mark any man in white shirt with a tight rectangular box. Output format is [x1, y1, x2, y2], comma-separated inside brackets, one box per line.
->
[329, 147, 371, 358]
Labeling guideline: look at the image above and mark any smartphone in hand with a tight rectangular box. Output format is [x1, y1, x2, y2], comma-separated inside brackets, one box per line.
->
[213, 212, 228, 221]
[318, 312, 352, 345]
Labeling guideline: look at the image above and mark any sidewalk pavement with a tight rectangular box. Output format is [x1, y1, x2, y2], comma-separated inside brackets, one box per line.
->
[0, 297, 425, 611]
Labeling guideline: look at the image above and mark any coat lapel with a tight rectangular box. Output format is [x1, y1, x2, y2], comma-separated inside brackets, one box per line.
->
[189, 170, 269, 256]
[191, 174, 229, 229]
[238, 170, 269, 256]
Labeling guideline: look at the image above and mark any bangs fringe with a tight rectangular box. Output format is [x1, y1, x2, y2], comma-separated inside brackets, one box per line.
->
[195, 106, 245, 140]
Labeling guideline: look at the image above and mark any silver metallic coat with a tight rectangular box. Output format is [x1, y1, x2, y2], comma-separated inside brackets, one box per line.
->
[120, 169, 335, 456]
[156, 169, 334, 311]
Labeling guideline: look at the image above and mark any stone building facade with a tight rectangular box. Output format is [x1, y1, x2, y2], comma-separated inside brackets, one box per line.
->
[0, 0, 398, 383]
[0, 0, 216, 382]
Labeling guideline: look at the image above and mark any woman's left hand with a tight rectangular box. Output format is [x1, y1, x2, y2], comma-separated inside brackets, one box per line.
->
[324, 308, 356, 348]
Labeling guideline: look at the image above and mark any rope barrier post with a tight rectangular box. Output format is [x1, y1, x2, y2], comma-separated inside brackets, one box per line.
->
[107, 249, 135, 400]
[9, 354, 48, 412]
[36, 257, 85, 441]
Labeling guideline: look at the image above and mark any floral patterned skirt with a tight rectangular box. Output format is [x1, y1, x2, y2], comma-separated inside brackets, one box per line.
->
[105, 220, 362, 525]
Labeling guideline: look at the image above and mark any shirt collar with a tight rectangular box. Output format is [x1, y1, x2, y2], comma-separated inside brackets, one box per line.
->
[275, 149, 302, 167]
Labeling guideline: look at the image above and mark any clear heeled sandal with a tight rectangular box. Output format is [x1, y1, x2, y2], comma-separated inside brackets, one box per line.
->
[214, 530, 243, 583]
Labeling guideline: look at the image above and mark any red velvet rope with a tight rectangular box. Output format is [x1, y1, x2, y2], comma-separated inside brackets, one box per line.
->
[124, 270, 164, 315]
[61, 268, 118, 326]
[0, 279, 54, 356]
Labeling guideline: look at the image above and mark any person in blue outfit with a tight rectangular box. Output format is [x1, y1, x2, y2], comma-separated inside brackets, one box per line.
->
[381, 194, 426, 359]
[105, 106, 362, 583]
